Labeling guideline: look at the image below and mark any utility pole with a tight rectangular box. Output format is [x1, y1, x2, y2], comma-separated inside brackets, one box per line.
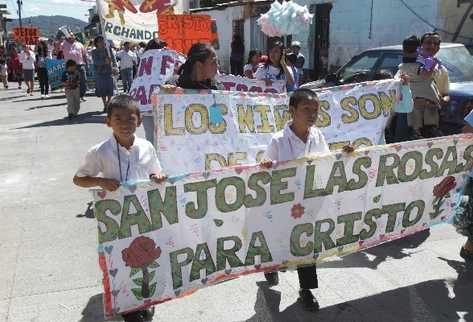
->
[17, 0, 22, 30]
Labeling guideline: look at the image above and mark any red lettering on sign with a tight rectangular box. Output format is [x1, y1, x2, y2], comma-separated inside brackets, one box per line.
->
[138, 56, 153, 77]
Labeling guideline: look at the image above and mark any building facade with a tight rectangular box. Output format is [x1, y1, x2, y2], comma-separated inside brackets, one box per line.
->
[192, 0, 473, 80]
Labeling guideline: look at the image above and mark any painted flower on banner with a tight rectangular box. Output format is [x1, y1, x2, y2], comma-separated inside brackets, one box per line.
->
[122, 236, 161, 300]
[105, 0, 138, 25]
[140, 0, 174, 13]
[291, 203, 305, 219]
[430, 176, 456, 219]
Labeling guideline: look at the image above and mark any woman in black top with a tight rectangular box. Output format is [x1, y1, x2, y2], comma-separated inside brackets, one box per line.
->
[230, 34, 244, 76]
[177, 43, 219, 90]
[36, 40, 49, 98]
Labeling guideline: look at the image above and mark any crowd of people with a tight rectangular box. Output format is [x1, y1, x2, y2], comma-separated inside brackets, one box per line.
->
[0, 25, 466, 322]
[68, 30, 473, 321]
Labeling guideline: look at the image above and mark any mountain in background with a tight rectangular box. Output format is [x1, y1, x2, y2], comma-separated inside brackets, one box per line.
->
[7, 15, 88, 38]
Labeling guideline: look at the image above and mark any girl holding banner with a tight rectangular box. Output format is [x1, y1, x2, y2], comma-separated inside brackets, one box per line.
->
[260, 88, 327, 312]
[176, 43, 220, 90]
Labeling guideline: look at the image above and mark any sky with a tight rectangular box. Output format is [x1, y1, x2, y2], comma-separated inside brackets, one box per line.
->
[5, 0, 95, 22]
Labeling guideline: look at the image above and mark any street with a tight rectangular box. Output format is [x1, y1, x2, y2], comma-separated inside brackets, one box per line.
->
[0, 84, 472, 322]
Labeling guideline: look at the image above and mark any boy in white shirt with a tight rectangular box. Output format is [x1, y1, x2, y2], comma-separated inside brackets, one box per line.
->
[117, 42, 137, 93]
[73, 94, 166, 321]
[261, 88, 346, 312]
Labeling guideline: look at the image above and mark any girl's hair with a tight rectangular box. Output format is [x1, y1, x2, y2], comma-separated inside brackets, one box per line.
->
[265, 41, 284, 67]
[144, 38, 167, 51]
[65, 59, 77, 68]
[37, 40, 48, 57]
[264, 41, 285, 78]
[289, 88, 319, 108]
[94, 36, 104, 47]
[177, 43, 215, 88]
[247, 49, 261, 64]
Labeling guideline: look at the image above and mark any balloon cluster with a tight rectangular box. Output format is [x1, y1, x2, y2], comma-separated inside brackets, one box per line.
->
[417, 48, 440, 72]
[257, 1, 314, 39]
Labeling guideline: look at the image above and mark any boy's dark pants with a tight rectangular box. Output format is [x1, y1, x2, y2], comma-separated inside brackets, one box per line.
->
[297, 264, 318, 289]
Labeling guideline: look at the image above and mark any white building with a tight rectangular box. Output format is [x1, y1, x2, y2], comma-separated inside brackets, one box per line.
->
[192, 0, 473, 80]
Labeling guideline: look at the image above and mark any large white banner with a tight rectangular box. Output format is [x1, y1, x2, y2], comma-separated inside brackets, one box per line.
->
[96, 0, 186, 43]
[94, 135, 473, 317]
[154, 80, 401, 176]
[129, 49, 186, 113]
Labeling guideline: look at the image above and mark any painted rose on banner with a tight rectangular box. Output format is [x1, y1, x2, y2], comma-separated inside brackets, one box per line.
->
[430, 176, 457, 219]
[122, 236, 161, 300]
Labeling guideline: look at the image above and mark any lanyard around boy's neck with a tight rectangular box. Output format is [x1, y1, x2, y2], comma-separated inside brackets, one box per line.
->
[115, 138, 130, 182]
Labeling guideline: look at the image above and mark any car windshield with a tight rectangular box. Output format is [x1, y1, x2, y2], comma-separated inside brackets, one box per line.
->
[437, 46, 473, 83]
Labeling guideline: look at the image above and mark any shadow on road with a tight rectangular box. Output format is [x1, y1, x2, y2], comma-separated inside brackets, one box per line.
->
[15, 111, 106, 129]
[26, 102, 66, 110]
[318, 230, 431, 270]
[13, 95, 67, 103]
[0, 94, 31, 102]
[246, 263, 473, 322]
[79, 293, 122, 322]
[76, 201, 95, 219]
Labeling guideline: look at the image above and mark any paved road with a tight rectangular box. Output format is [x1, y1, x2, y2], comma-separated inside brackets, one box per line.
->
[0, 84, 471, 322]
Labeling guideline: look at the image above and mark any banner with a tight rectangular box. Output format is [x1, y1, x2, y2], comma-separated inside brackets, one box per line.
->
[12, 27, 39, 45]
[94, 135, 473, 317]
[96, 0, 174, 42]
[217, 74, 286, 94]
[46, 59, 65, 90]
[158, 14, 218, 55]
[86, 64, 96, 89]
[129, 49, 186, 113]
[154, 80, 400, 176]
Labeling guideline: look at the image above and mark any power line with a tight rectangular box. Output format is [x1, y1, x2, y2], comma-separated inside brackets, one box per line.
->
[399, 0, 473, 42]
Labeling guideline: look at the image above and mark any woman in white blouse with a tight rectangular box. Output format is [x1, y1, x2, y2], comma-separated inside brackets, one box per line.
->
[254, 41, 294, 89]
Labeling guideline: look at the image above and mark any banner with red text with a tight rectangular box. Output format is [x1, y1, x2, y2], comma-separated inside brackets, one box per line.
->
[158, 14, 219, 55]
[94, 135, 472, 317]
[129, 49, 186, 113]
[217, 74, 286, 94]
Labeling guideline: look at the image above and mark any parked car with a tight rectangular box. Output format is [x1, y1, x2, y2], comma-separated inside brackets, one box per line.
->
[303, 43, 473, 135]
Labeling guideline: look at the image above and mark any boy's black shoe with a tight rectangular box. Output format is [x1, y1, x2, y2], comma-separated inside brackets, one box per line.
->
[68, 114, 73, 120]
[264, 272, 279, 286]
[423, 126, 443, 138]
[122, 311, 145, 322]
[298, 289, 320, 312]
[460, 247, 473, 262]
[142, 307, 155, 321]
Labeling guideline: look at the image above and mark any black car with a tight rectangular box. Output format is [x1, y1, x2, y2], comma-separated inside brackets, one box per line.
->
[303, 43, 473, 135]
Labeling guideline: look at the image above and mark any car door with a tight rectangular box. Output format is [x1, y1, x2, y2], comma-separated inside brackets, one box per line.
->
[375, 52, 403, 77]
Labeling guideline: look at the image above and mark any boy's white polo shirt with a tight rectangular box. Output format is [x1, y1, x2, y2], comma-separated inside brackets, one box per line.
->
[265, 122, 330, 162]
[76, 136, 162, 182]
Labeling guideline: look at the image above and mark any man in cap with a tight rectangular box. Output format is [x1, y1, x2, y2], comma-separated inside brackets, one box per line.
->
[287, 40, 305, 85]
